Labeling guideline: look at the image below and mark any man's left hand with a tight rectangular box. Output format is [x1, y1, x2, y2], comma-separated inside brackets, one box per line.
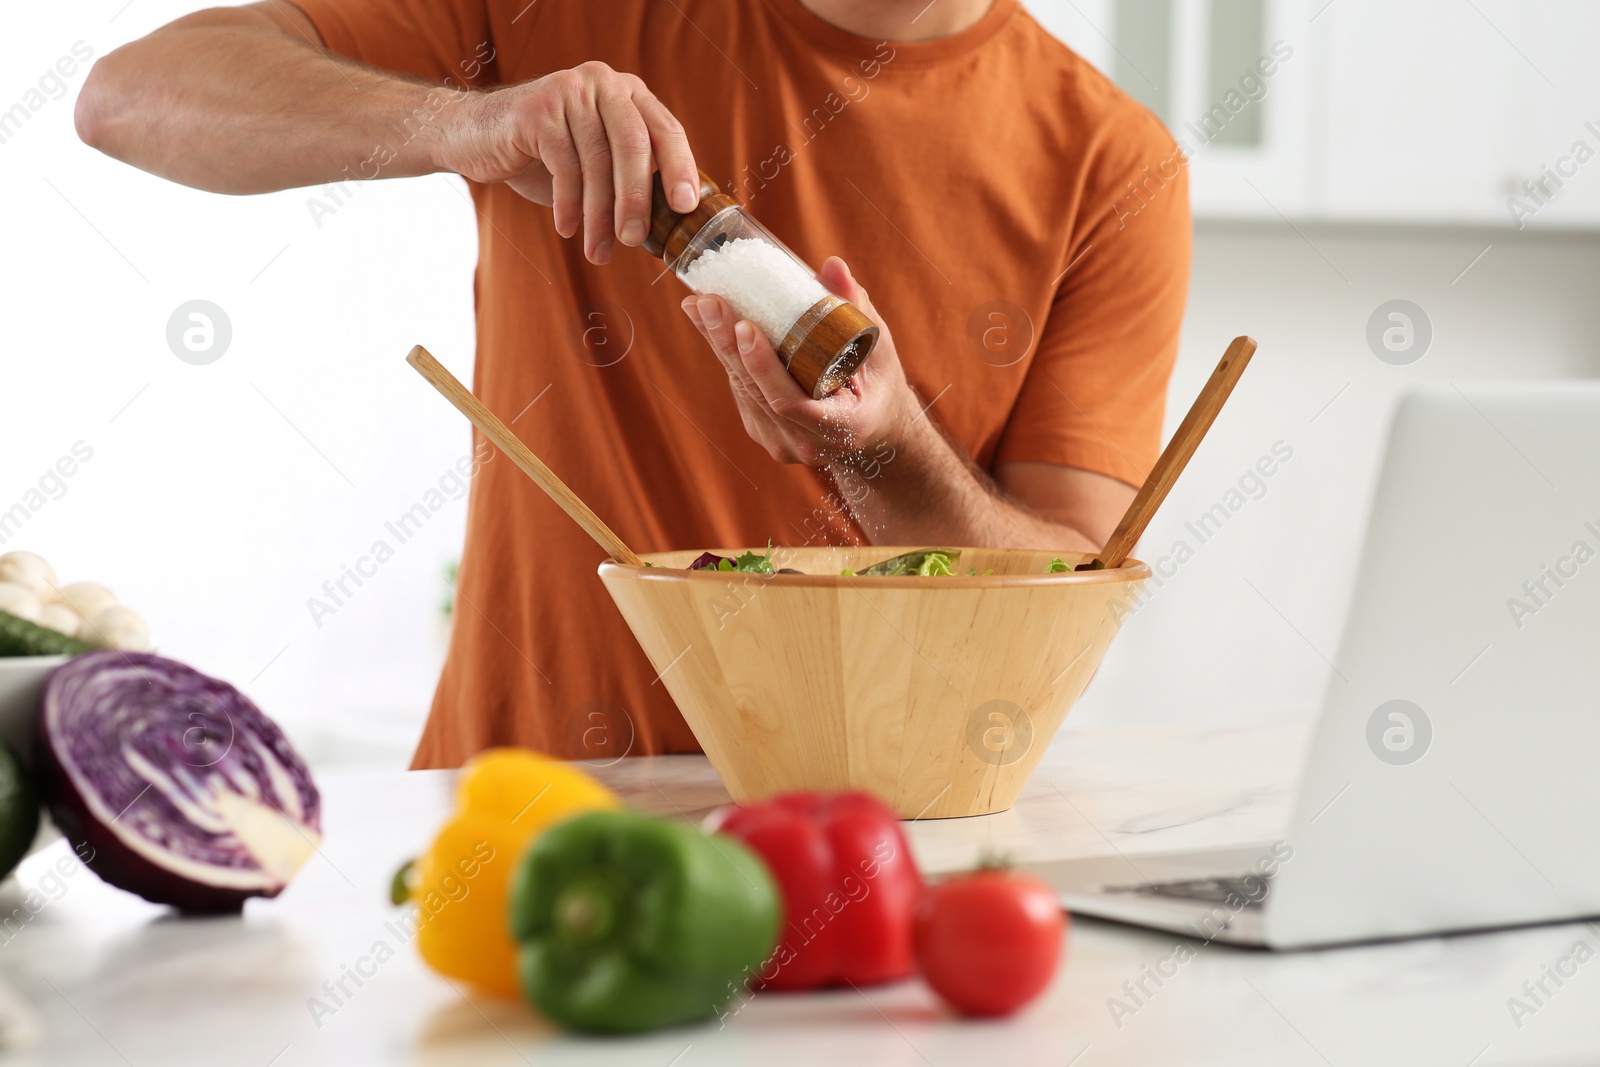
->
[681, 257, 914, 466]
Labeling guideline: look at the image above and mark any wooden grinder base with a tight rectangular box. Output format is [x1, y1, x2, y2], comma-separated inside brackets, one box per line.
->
[780, 298, 879, 399]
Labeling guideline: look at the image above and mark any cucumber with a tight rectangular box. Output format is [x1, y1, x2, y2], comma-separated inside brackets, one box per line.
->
[0, 743, 38, 881]
[0, 609, 90, 657]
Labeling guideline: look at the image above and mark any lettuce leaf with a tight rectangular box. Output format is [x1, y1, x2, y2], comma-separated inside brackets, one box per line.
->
[861, 549, 960, 576]
[690, 543, 777, 574]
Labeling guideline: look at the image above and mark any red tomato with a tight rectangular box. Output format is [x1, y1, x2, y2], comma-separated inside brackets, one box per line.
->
[914, 869, 1065, 1016]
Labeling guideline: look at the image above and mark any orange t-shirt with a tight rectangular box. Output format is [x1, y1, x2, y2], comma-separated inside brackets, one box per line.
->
[293, 0, 1191, 767]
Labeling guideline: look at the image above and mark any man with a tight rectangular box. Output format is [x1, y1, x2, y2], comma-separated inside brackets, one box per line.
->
[76, 0, 1189, 766]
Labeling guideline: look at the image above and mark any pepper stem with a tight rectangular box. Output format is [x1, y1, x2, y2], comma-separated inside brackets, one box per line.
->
[555, 882, 615, 942]
[389, 859, 416, 906]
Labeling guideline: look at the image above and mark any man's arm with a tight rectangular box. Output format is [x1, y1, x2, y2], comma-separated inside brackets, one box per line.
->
[832, 421, 1133, 552]
[75, 3, 700, 263]
[681, 258, 1132, 553]
[991, 462, 1135, 550]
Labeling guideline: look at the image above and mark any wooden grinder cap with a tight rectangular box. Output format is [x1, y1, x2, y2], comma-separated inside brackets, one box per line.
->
[644, 170, 738, 264]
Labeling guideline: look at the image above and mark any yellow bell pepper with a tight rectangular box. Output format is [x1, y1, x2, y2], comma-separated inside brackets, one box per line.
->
[394, 748, 619, 997]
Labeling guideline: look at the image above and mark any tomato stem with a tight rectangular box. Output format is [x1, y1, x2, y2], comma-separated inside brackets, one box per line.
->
[976, 847, 1013, 872]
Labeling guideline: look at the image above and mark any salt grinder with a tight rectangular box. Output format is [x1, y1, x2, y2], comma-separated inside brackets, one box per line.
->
[644, 171, 878, 399]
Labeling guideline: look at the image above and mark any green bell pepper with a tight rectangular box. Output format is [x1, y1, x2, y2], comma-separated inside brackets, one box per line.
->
[509, 809, 780, 1034]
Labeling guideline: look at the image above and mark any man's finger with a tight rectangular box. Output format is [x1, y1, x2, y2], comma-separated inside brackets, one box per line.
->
[564, 94, 615, 263]
[815, 256, 871, 309]
[734, 321, 825, 424]
[635, 89, 699, 213]
[503, 160, 555, 207]
[596, 82, 654, 247]
[688, 296, 765, 395]
[534, 116, 582, 239]
[682, 298, 784, 434]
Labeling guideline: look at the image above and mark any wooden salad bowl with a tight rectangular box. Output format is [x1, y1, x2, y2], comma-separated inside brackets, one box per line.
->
[599, 546, 1149, 819]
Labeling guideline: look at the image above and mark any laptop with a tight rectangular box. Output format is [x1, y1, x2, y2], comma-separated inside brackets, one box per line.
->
[1026, 382, 1600, 948]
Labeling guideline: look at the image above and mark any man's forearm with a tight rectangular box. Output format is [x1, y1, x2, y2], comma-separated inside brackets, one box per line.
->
[829, 397, 1101, 553]
[76, 6, 449, 194]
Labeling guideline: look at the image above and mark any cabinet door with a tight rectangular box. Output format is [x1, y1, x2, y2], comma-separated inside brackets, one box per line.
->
[1314, 0, 1565, 226]
[1026, 0, 1315, 219]
[1030, 0, 1600, 229]
[1178, 0, 1315, 218]
[1508, 2, 1600, 230]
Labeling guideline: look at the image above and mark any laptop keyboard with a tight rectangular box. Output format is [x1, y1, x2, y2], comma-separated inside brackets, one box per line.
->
[1104, 874, 1272, 909]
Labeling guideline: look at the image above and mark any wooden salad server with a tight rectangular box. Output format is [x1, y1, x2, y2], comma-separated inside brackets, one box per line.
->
[1079, 335, 1259, 571]
[406, 345, 645, 567]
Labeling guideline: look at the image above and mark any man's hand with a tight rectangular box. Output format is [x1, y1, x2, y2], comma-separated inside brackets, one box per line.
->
[684, 255, 1122, 552]
[681, 257, 916, 466]
[440, 62, 700, 265]
[77, 6, 697, 263]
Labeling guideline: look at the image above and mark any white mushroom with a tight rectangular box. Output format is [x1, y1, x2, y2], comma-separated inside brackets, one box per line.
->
[0, 552, 57, 597]
[37, 602, 84, 639]
[58, 582, 118, 621]
[0, 582, 43, 623]
[83, 605, 152, 651]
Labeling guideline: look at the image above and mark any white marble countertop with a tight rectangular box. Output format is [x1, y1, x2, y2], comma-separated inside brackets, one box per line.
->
[2, 717, 1596, 1066]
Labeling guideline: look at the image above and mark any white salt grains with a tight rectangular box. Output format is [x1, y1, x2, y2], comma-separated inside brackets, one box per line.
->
[679, 237, 829, 347]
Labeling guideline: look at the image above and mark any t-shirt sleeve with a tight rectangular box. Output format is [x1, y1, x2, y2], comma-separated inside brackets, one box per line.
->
[288, 0, 497, 86]
[992, 105, 1192, 488]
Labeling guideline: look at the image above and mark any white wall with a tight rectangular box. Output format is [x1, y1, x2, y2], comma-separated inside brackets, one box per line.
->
[3, 2, 480, 767]
[1074, 221, 1600, 726]
[4, 2, 1598, 767]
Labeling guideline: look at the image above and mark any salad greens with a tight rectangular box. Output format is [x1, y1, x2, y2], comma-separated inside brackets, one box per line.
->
[858, 549, 960, 577]
[685, 546, 1075, 576]
[687, 543, 776, 574]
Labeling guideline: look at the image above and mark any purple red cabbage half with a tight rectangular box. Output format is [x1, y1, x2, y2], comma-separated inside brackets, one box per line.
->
[36, 651, 321, 914]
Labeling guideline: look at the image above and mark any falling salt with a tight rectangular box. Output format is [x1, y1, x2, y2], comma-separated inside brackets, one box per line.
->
[680, 237, 828, 346]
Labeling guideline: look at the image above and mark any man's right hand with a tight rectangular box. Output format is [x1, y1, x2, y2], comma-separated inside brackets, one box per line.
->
[76, 4, 698, 266]
[438, 61, 700, 265]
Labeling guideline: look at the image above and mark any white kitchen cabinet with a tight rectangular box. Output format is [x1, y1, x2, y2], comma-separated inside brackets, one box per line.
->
[1170, 0, 1317, 218]
[1026, 0, 1600, 229]
[1512, 3, 1600, 230]
[1315, 0, 1600, 229]
[1028, 0, 1317, 219]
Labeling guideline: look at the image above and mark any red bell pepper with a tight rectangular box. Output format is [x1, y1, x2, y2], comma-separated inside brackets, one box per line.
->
[710, 791, 923, 989]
